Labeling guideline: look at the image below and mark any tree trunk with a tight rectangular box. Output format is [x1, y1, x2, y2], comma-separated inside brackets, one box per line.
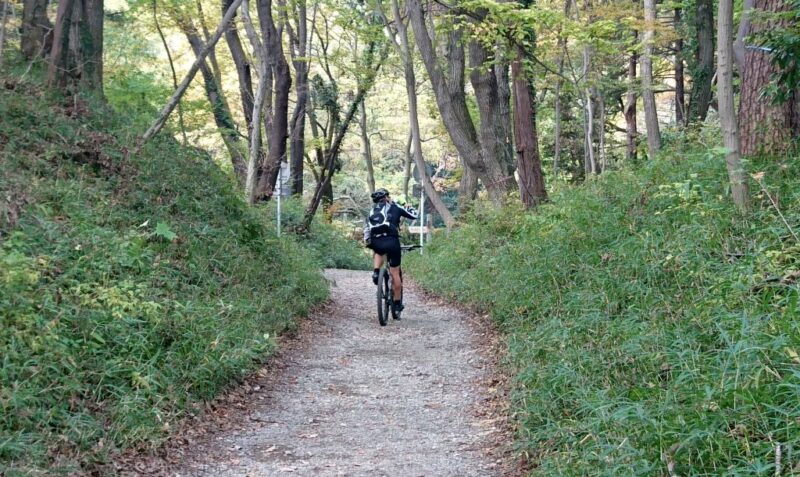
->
[625, 43, 638, 161]
[738, 0, 798, 155]
[21, 0, 52, 59]
[390, 0, 455, 227]
[641, 0, 661, 157]
[178, 17, 248, 180]
[553, 2, 570, 175]
[196, 0, 225, 91]
[48, 0, 104, 94]
[718, 0, 750, 210]
[302, 43, 388, 229]
[407, 0, 513, 205]
[597, 92, 606, 171]
[674, 7, 685, 126]
[287, 0, 308, 196]
[688, 0, 713, 123]
[359, 98, 376, 194]
[733, 0, 754, 70]
[458, 162, 478, 212]
[223, 0, 255, 130]
[511, 44, 547, 208]
[254, 0, 292, 200]
[246, 61, 270, 204]
[153, 0, 187, 145]
[140, 0, 246, 146]
[403, 130, 412, 199]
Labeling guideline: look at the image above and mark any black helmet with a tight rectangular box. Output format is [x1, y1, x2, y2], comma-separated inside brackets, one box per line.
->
[371, 188, 389, 203]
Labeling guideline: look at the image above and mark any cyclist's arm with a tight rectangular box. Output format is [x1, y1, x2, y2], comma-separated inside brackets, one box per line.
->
[399, 206, 419, 221]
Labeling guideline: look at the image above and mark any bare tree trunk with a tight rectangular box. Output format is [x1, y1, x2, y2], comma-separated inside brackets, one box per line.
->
[246, 61, 270, 204]
[181, 20, 248, 180]
[388, 0, 455, 227]
[254, 0, 291, 200]
[153, 0, 187, 145]
[642, 0, 661, 157]
[21, 0, 52, 59]
[303, 43, 388, 229]
[625, 43, 638, 162]
[286, 0, 308, 196]
[553, 1, 570, 175]
[223, 0, 255, 130]
[141, 0, 246, 144]
[196, 0, 224, 89]
[511, 44, 547, 208]
[0, 0, 9, 62]
[718, 0, 750, 210]
[407, 0, 512, 205]
[597, 92, 606, 171]
[458, 162, 478, 211]
[688, 0, 714, 123]
[738, 0, 797, 155]
[733, 0, 754, 70]
[359, 98, 376, 194]
[48, 0, 104, 93]
[403, 130, 412, 199]
[674, 7, 685, 126]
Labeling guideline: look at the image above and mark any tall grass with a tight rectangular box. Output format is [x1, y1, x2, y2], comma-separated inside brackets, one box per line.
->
[407, 147, 800, 475]
[0, 85, 330, 474]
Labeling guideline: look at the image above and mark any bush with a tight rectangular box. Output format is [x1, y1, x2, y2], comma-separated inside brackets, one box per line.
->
[407, 146, 800, 475]
[0, 85, 328, 474]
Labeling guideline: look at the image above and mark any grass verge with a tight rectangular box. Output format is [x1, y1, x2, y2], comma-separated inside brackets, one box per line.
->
[0, 82, 331, 475]
[407, 145, 800, 475]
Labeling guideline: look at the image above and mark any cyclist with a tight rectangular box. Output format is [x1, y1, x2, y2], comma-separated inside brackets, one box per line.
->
[363, 188, 418, 313]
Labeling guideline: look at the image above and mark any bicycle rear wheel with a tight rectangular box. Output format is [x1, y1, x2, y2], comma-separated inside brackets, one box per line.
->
[377, 266, 390, 326]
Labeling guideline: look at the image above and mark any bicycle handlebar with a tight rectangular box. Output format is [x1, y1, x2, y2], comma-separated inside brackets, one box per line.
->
[401, 244, 422, 252]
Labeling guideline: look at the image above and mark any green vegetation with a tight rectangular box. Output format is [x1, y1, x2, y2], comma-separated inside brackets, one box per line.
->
[408, 139, 800, 475]
[0, 83, 351, 474]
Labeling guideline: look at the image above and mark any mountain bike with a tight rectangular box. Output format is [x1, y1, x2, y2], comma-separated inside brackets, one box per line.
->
[376, 244, 420, 326]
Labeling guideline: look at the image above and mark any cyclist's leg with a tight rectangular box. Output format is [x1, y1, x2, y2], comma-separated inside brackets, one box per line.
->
[386, 240, 403, 302]
[373, 252, 384, 270]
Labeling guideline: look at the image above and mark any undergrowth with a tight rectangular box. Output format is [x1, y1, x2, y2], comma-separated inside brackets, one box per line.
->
[0, 83, 334, 475]
[407, 144, 800, 475]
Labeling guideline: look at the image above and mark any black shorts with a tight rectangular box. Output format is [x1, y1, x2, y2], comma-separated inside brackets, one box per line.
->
[371, 235, 402, 267]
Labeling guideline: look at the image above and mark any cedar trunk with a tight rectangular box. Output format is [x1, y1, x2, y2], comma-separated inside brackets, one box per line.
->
[511, 44, 547, 208]
[688, 0, 714, 123]
[641, 0, 661, 156]
[48, 0, 104, 93]
[738, 0, 800, 155]
[22, 0, 52, 59]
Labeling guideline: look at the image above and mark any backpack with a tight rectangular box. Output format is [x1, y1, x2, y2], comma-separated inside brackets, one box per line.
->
[367, 203, 393, 238]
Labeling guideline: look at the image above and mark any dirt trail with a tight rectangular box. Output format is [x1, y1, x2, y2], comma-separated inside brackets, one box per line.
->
[175, 269, 508, 476]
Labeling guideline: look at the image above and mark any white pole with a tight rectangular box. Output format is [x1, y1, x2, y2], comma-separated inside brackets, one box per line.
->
[276, 171, 282, 237]
[420, 188, 424, 253]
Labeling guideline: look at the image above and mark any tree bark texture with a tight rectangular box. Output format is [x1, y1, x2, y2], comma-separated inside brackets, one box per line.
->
[718, 0, 750, 210]
[407, 0, 515, 205]
[140, 0, 245, 146]
[625, 44, 638, 161]
[738, 0, 799, 155]
[390, 0, 455, 227]
[21, 0, 52, 59]
[688, 0, 714, 123]
[48, 0, 104, 93]
[674, 8, 685, 126]
[178, 17, 248, 180]
[223, 0, 255, 129]
[254, 0, 292, 200]
[287, 0, 308, 196]
[511, 44, 547, 208]
[359, 99, 376, 194]
[641, 0, 661, 157]
[153, 0, 187, 145]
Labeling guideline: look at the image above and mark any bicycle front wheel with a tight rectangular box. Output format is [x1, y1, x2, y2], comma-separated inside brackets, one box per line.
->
[377, 267, 390, 326]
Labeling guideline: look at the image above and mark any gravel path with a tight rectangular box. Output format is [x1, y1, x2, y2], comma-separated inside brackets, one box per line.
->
[176, 269, 505, 477]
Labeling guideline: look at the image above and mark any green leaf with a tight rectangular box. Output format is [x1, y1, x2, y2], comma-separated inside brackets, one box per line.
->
[154, 222, 177, 241]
